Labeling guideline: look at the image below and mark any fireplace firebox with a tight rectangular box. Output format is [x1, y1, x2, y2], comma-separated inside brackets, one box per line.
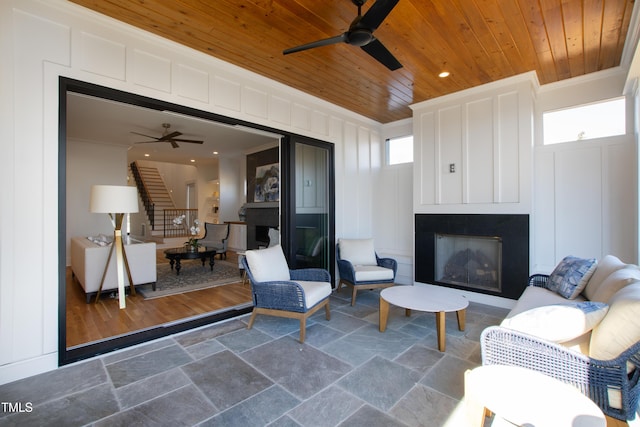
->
[435, 234, 502, 292]
[245, 204, 279, 249]
[416, 214, 529, 299]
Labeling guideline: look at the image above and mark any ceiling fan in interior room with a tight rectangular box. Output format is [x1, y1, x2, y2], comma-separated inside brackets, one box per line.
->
[283, 0, 402, 71]
[131, 123, 204, 148]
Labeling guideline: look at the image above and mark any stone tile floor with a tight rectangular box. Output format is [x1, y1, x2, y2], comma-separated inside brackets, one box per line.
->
[0, 289, 510, 427]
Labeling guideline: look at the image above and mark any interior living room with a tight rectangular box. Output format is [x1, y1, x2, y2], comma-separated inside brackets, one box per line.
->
[2, 0, 640, 425]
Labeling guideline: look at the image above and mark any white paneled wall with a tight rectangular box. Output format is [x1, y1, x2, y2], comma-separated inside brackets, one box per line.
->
[0, 0, 384, 384]
[412, 73, 536, 214]
[533, 137, 637, 272]
[533, 68, 638, 271]
[377, 118, 415, 285]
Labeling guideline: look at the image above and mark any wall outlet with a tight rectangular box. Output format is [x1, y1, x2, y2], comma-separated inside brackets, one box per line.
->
[449, 163, 455, 173]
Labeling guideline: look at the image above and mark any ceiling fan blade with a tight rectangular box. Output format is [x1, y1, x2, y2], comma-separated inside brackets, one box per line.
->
[171, 138, 204, 143]
[131, 131, 160, 140]
[361, 38, 402, 70]
[283, 34, 347, 55]
[133, 140, 160, 144]
[158, 131, 182, 141]
[170, 140, 180, 148]
[359, 0, 400, 30]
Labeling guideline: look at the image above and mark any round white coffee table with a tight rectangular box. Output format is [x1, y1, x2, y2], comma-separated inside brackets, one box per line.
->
[464, 365, 606, 427]
[379, 285, 468, 351]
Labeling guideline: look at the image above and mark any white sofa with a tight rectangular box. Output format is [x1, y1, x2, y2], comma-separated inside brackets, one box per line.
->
[481, 255, 640, 420]
[70, 236, 157, 303]
[499, 255, 640, 355]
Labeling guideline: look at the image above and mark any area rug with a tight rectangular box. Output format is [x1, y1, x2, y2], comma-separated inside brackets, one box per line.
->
[137, 260, 242, 299]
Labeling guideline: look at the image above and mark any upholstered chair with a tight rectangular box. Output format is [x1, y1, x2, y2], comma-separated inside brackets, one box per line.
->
[241, 244, 331, 343]
[199, 222, 229, 259]
[267, 227, 280, 247]
[336, 238, 397, 306]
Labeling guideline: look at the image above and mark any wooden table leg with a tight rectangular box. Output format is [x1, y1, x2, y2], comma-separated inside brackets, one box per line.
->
[436, 311, 446, 351]
[379, 297, 390, 332]
[457, 309, 466, 331]
[464, 369, 488, 427]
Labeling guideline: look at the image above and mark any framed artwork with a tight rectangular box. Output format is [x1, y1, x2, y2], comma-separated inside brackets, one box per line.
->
[255, 163, 279, 202]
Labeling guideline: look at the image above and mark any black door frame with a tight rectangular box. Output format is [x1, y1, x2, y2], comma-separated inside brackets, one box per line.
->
[281, 136, 336, 275]
[58, 77, 335, 365]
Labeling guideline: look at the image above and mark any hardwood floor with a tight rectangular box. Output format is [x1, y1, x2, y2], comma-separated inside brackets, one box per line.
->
[65, 250, 252, 348]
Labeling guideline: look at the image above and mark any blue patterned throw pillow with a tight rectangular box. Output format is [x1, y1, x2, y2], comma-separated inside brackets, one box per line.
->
[548, 256, 598, 299]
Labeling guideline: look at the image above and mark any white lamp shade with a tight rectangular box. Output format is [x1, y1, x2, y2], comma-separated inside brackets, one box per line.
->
[90, 185, 139, 213]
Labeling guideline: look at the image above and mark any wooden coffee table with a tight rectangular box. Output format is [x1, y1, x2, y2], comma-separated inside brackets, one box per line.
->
[379, 285, 468, 351]
[164, 247, 217, 275]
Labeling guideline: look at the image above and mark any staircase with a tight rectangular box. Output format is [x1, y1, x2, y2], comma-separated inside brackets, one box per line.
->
[130, 161, 176, 237]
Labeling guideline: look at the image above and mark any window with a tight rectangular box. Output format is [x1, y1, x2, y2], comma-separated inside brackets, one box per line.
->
[386, 135, 413, 165]
[543, 97, 625, 145]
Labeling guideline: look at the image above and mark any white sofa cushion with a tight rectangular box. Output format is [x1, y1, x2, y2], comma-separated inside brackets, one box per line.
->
[505, 285, 585, 319]
[353, 265, 394, 282]
[245, 245, 290, 282]
[339, 238, 377, 266]
[547, 256, 597, 299]
[590, 282, 640, 365]
[501, 301, 608, 343]
[296, 280, 332, 309]
[70, 237, 157, 294]
[589, 265, 640, 304]
[583, 254, 627, 300]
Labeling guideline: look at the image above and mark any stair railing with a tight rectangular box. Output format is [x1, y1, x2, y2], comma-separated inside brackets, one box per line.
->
[130, 161, 155, 230]
[164, 209, 199, 238]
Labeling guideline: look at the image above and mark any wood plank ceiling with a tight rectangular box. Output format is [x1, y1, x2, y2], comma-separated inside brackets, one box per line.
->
[69, 0, 635, 123]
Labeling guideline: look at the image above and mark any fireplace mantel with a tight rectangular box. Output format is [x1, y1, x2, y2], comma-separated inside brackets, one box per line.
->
[245, 202, 278, 209]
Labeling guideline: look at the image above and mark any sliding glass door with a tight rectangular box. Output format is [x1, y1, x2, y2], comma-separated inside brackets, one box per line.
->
[287, 138, 334, 275]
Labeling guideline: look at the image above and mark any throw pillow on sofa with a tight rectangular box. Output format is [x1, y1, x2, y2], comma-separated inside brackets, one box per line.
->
[547, 256, 597, 299]
[583, 254, 627, 300]
[501, 301, 609, 343]
[589, 265, 640, 304]
[590, 282, 640, 367]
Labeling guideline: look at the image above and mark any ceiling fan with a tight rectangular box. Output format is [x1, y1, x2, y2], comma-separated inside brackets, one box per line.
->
[283, 0, 402, 71]
[131, 123, 204, 148]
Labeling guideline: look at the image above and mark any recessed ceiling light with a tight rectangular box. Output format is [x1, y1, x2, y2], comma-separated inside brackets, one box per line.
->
[144, 153, 150, 157]
[213, 151, 219, 155]
[190, 159, 196, 163]
[439, 71, 450, 78]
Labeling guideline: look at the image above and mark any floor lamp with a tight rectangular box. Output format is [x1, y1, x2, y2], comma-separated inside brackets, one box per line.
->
[90, 185, 139, 309]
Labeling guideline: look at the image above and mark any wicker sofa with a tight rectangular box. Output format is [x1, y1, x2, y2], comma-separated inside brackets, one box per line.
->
[481, 255, 640, 420]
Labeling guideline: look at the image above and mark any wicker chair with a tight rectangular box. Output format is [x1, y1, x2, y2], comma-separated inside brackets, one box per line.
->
[481, 325, 640, 420]
[336, 238, 397, 306]
[241, 245, 331, 343]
